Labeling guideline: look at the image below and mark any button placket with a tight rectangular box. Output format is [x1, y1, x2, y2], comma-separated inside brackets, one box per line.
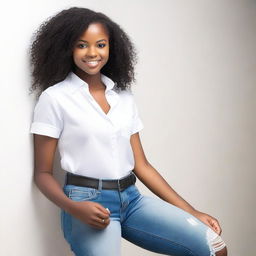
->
[80, 88, 109, 122]
[110, 128, 119, 175]
[80, 88, 119, 125]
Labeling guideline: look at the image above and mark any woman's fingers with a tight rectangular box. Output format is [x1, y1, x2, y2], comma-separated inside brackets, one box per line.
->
[207, 216, 221, 235]
[90, 203, 111, 229]
[91, 214, 110, 229]
[94, 204, 111, 219]
[96, 211, 110, 219]
[192, 210, 223, 236]
[210, 218, 222, 235]
[95, 204, 111, 214]
[71, 201, 111, 229]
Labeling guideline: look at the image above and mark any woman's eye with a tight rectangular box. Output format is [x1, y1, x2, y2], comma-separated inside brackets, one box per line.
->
[98, 43, 106, 48]
[78, 44, 87, 48]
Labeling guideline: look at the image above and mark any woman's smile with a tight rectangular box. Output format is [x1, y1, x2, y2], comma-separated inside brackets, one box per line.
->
[83, 59, 102, 68]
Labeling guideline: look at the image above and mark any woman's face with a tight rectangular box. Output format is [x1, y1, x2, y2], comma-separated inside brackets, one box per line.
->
[73, 23, 109, 76]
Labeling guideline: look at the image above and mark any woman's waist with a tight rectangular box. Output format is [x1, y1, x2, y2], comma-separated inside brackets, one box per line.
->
[64, 169, 136, 191]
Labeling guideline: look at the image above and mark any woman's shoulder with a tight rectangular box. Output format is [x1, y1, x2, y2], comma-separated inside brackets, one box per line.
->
[41, 76, 71, 99]
[116, 87, 135, 99]
[114, 89, 137, 108]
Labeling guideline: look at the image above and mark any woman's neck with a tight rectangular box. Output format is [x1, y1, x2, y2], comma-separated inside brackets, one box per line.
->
[74, 69, 105, 90]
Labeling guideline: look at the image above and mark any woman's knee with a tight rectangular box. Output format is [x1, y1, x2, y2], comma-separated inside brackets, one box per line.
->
[215, 245, 227, 256]
[206, 227, 227, 255]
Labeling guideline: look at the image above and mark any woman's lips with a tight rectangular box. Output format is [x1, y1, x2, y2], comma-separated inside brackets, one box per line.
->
[83, 60, 101, 68]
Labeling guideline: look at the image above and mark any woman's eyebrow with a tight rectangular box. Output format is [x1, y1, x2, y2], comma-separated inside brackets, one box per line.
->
[77, 39, 107, 43]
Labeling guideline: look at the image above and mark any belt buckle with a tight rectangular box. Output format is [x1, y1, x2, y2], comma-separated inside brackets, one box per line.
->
[118, 177, 127, 191]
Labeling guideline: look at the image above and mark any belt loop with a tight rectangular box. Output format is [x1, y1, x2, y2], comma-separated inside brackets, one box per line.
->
[64, 172, 68, 185]
[117, 178, 121, 192]
[132, 172, 136, 183]
[98, 178, 102, 191]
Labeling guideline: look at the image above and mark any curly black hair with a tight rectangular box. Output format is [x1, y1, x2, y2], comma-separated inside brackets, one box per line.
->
[29, 7, 137, 97]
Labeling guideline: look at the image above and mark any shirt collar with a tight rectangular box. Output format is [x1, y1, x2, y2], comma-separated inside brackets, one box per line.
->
[66, 71, 116, 94]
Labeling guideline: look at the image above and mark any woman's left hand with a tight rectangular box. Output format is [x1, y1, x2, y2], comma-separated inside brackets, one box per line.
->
[190, 210, 222, 235]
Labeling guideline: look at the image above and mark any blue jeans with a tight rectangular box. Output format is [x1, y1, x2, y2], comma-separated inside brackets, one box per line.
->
[60, 175, 226, 255]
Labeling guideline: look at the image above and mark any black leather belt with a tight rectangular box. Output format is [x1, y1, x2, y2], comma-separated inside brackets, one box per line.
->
[65, 171, 136, 191]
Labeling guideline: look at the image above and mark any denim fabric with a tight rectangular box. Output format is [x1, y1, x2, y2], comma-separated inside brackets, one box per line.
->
[60, 181, 221, 256]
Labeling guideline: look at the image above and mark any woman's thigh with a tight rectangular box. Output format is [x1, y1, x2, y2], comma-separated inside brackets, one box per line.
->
[121, 193, 225, 256]
[60, 184, 122, 256]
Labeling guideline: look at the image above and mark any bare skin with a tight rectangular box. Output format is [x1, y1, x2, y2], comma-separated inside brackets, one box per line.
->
[217, 246, 228, 256]
[33, 22, 227, 254]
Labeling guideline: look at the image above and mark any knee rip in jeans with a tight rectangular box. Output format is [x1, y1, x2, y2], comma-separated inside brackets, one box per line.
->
[206, 227, 226, 255]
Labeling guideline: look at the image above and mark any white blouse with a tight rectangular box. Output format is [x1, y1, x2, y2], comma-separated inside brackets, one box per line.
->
[30, 72, 144, 179]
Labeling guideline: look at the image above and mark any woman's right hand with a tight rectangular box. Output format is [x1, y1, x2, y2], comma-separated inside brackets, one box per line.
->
[68, 201, 111, 229]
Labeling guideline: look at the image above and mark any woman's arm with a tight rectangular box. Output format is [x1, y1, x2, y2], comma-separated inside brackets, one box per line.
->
[33, 134, 74, 211]
[130, 133, 196, 214]
[130, 132, 222, 235]
[33, 134, 110, 229]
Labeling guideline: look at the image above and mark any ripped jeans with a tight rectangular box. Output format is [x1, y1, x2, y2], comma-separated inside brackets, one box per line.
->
[60, 178, 226, 255]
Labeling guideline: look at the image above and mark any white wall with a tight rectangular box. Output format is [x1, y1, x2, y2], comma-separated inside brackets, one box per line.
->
[1, 0, 255, 255]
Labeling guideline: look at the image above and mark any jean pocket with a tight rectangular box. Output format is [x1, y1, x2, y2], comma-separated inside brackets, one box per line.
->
[67, 186, 101, 201]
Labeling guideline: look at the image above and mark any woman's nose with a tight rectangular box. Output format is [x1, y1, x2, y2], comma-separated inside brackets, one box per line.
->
[87, 46, 97, 57]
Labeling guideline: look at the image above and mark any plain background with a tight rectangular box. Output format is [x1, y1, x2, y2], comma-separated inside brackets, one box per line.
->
[0, 0, 255, 255]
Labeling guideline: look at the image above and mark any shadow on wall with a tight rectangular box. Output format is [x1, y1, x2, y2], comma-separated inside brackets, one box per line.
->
[30, 149, 74, 256]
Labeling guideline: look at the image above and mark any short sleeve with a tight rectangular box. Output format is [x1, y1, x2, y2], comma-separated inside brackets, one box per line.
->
[30, 91, 63, 138]
[131, 97, 144, 135]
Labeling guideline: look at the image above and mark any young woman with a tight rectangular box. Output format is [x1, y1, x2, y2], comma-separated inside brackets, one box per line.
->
[29, 7, 228, 256]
